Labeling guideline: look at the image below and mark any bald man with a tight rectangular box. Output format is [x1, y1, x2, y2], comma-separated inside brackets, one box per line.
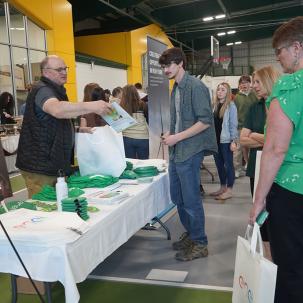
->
[16, 55, 112, 197]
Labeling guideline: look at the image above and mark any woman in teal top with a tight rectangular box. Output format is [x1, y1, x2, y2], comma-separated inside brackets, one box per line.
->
[249, 16, 303, 303]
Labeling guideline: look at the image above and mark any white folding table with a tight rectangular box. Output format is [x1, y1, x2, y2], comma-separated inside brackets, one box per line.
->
[0, 172, 171, 303]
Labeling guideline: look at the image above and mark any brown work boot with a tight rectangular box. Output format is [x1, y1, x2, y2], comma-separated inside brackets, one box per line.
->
[172, 232, 192, 251]
[175, 242, 208, 261]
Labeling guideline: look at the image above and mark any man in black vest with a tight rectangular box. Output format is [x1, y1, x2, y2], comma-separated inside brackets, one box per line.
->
[16, 55, 112, 197]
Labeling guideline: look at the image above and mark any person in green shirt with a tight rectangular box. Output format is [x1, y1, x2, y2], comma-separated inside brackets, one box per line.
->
[249, 16, 303, 303]
[234, 75, 258, 177]
[240, 65, 280, 260]
[241, 66, 281, 197]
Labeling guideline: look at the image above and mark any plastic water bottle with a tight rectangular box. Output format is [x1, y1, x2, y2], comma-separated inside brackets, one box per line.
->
[55, 169, 68, 212]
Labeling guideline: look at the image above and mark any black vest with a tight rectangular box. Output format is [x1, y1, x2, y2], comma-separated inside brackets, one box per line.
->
[16, 77, 74, 176]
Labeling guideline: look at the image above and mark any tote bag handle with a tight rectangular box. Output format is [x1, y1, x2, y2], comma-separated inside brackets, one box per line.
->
[245, 223, 264, 256]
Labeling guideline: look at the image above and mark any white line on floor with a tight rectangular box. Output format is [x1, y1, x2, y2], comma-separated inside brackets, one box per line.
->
[12, 188, 27, 195]
[9, 173, 21, 179]
[88, 275, 233, 292]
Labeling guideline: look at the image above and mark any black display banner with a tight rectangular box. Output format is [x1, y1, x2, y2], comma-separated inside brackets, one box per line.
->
[147, 36, 170, 159]
[0, 140, 12, 199]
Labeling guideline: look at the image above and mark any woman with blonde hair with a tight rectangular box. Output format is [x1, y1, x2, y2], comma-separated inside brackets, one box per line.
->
[210, 82, 238, 200]
[241, 66, 281, 197]
[120, 84, 149, 159]
[241, 65, 281, 261]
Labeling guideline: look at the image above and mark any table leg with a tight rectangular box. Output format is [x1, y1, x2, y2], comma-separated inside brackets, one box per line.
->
[153, 217, 171, 240]
[141, 223, 156, 231]
[10, 274, 18, 303]
[44, 282, 52, 303]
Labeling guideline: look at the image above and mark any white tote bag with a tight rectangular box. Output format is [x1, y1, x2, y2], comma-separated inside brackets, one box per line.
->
[76, 126, 126, 177]
[232, 223, 277, 303]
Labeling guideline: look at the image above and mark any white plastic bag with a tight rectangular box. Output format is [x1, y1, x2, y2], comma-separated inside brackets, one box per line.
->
[76, 126, 126, 177]
[232, 223, 277, 303]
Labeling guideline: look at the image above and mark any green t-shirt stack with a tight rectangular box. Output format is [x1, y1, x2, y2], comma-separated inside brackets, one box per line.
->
[67, 174, 119, 189]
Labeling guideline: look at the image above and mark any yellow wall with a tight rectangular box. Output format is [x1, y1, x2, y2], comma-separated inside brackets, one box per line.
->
[75, 32, 131, 66]
[75, 24, 173, 84]
[9, 0, 77, 101]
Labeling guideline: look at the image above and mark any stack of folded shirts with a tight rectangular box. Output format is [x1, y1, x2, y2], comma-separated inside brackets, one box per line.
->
[61, 197, 89, 221]
[133, 166, 159, 177]
[67, 174, 119, 189]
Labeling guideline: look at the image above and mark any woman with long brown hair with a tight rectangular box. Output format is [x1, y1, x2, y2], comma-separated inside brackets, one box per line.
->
[80, 83, 107, 127]
[120, 84, 149, 159]
[210, 82, 238, 200]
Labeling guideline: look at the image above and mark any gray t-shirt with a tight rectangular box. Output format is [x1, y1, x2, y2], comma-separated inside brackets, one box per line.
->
[174, 86, 181, 134]
[34, 86, 58, 120]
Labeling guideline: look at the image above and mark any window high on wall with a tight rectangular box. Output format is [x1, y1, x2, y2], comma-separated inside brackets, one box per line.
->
[0, 2, 47, 116]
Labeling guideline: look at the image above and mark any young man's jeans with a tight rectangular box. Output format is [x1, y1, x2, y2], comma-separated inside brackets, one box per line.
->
[214, 143, 235, 188]
[169, 151, 207, 245]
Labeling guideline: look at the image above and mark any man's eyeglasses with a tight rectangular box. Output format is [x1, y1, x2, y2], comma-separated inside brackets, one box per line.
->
[43, 66, 69, 73]
[160, 62, 175, 69]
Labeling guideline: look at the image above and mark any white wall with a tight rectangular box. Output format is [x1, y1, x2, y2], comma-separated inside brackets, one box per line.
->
[202, 75, 240, 90]
[75, 61, 127, 101]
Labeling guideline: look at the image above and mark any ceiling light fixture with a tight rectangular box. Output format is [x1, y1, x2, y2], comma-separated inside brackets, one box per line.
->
[10, 27, 24, 30]
[217, 32, 226, 36]
[226, 43, 234, 46]
[227, 30, 236, 35]
[215, 14, 226, 19]
[203, 16, 214, 22]
[235, 41, 242, 45]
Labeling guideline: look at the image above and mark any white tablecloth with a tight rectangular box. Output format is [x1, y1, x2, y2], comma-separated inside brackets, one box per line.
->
[0, 171, 171, 303]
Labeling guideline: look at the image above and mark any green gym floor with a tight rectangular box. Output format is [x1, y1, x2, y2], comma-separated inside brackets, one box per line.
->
[0, 273, 232, 303]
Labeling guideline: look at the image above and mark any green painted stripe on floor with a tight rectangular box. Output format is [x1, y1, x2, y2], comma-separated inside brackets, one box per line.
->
[0, 273, 232, 303]
[9, 174, 26, 193]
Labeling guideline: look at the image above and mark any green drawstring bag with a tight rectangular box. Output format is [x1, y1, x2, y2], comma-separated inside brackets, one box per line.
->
[120, 170, 137, 179]
[133, 166, 159, 177]
[126, 161, 133, 171]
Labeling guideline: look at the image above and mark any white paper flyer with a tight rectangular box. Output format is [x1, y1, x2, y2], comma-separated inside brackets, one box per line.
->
[102, 102, 138, 132]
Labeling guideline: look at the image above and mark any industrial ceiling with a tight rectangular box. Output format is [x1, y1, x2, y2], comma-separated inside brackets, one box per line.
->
[68, 0, 303, 51]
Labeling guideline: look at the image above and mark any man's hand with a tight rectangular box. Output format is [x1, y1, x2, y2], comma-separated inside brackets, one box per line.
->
[91, 101, 113, 116]
[162, 133, 180, 147]
[161, 131, 170, 140]
[78, 126, 96, 134]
